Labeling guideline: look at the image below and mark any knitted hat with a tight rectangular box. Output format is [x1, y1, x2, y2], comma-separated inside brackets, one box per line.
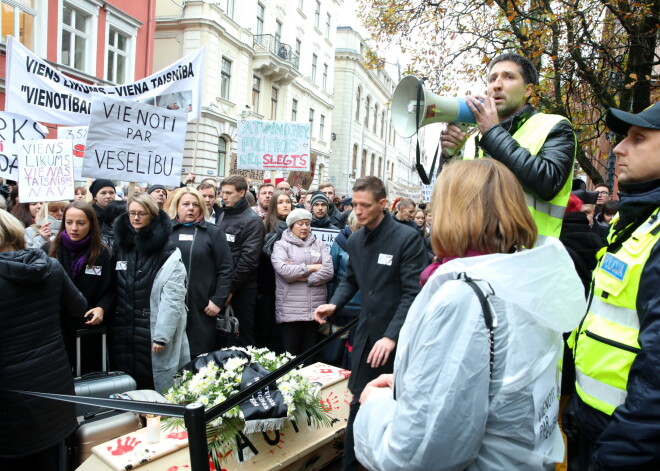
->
[341, 197, 352, 206]
[286, 208, 312, 227]
[89, 179, 115, 198]
[147, 184, 166, 195]
[310, 190, 329, 208]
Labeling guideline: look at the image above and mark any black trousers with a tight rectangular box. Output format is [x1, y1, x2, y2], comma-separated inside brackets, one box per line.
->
[0, 441, 62, 471]
[228, 285, 258, 348]
[279, 321, 318, 356]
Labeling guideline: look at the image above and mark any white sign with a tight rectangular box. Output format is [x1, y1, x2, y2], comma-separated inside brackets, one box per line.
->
[57, 126, 87, 180]
[0, 111, 48, 179]
[17, 139, 74, 203]
[237, 120, 311, 171]
[387, 180, 422, 201]
[5, 36, 205, 126]
[312, 228, 339, 253]
[82, 95, 187, 186]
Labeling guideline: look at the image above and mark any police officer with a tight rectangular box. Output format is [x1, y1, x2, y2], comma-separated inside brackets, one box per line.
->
[569, 103, 660, 469]
[442, 53, 576, 239]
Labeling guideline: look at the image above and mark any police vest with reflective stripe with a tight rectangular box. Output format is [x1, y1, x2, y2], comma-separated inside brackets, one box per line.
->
[463, 113, 574, 239]
[570, 210, 660, 415]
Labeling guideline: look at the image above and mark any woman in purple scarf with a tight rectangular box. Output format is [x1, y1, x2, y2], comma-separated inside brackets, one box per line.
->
[46, 201, 115, 374]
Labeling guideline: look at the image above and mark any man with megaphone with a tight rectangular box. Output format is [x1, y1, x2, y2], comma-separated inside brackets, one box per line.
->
[442, 53, 576, 240]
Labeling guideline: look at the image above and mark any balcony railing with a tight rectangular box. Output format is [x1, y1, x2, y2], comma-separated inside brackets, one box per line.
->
[253, 34, 300, 70]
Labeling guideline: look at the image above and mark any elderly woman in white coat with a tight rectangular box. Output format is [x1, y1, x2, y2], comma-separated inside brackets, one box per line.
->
[271, 208, 334, 355]
[353, 159, 587, 471]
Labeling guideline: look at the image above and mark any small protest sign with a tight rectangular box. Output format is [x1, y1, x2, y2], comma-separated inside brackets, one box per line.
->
[312, 228, 339, 253]
[82, 94, 187, 186]
[17, 138, 74, 203]
[237, 120, 311, 171]
[57, 126, 87, 180]
[0, 111, 48, 180]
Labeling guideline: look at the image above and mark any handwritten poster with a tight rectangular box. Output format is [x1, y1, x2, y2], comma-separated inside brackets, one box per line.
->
[57, 126, 87, 180]
[237, 120, 311, 171]
[82, 94, 187, 186]
[0, 111, 48, 180]
[17, 138, 74, 202]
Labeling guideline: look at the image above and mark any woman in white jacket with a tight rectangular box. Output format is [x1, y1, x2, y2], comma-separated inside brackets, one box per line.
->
[354, 159, 586, 471]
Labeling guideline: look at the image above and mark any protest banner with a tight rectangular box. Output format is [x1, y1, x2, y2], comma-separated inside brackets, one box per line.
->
[237, 120, 311, 171]
[386, 180, 422, 201]
[57, 126, 87, 180]
[0, 111, 48, 180]
[312, 228, 340, 253]
[82, 94, 187, 186]
[5, 36, 205, 126]
[17, 138, 74, 203]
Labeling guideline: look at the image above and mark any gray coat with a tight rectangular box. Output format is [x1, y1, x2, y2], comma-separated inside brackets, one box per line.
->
[149, 247, 190, 392]
[271, 229, 334, 324]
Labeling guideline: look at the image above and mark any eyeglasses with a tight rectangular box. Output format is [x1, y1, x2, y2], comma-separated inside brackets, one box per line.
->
[129, 211, 149, 218]
[596, 191, 611, 196]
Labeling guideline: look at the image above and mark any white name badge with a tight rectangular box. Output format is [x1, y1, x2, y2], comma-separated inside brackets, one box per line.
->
[85, 266, 102, 276]
[377, 253, 393, 266]
[116, 261, 127, 271]
[226, 233, 236, 243]
[179, 234, 194, 241]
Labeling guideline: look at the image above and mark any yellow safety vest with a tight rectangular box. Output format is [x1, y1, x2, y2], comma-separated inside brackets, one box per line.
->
[569, 210, 660, 415]
[463, 113, 575, 239]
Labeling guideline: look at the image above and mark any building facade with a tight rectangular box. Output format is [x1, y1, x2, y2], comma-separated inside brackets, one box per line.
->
[154, 0, 340, 188]
[329, 26, 419, 197]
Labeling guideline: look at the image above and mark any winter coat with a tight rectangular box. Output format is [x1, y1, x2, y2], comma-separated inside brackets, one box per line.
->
[170, 218, 232, 357]
[559, 211, 604, 294]
[0, 249, 86, 458]
[354, 238, 586, 471]
[216, 197, 265, 292]
[328, 226, 361, 310]
[24, 215, 61, 248]
[311, 215, 339, 230]
[330, 212, 427, 392]
[271, 229, 334, 323]
[574, 180, 660, 470]
[111, 209, 187, 390]
[471, 105, 575, 202]
[327, 203, 347, 229]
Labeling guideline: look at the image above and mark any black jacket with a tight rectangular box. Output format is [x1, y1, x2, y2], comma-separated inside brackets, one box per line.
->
[171, 218, 233, 357]
[475, 106, 576, 202]
[575, 180, 660, 470]
[217, 197, 265, 292]
[110, 210, 175, 381]
[327, 203, 347, 229]
[330, 212, 427, 391]
[312, 215, 339, 230]
[559, 211, 605, 294]
[0, 249, 86, 458]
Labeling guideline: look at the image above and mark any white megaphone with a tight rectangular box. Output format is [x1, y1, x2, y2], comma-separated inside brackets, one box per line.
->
[391, 76, 477, 138]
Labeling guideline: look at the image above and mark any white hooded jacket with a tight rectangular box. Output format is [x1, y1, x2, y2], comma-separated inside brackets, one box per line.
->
[354, 238, 586, 471]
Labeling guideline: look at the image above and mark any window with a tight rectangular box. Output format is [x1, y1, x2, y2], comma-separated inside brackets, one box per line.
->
[326, 13, 331, 36]
[61, 3, 89, 71]
[1, 0, 37, 50]
[320, 114, 325, 141]
[373, 104, 378, 133]
[106, 28, 129, 83]
[271, 87, 278, 119]
[275, 20, 282, 44]
[252, 76, 261, 113]
[309, 108, 315, 135]
[355, 87, 361, 120]
[292, 98, 298, 121]
[220, 57, 231, 100]
[295, 38, 301, 57]
[314, 0, 320, 28]
[256, 2, 264, 35]
[380, 111, 385, 138]
[352, 145, 358, 176]
[322, 63, 328, 91]
[218, 137, 227, 176]
[226, 0, 234, 19]
[298, 0, 303, 10]
[370, 153, 375, 175]
[361, 149, 367, 177]
[311, 54, 317, 83]
[378, 157, 383, 177]
[364, 96, 370, 128]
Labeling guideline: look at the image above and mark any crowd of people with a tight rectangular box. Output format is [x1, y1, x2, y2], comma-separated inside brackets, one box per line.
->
[1, 51, 659, 471]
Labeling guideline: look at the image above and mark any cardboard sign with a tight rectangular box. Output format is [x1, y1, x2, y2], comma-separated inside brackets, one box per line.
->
[17, 138, 74, 202]
[312, 228, 339, 254]
[0, 111, 48, 179]
[5, 36, 205, 126]
[82, 94, 187, 186]
[57, 126, 87, 180]
[237, 120, 311, 171]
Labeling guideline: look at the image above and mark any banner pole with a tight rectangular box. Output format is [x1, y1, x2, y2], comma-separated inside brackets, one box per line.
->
[127, 182, 136, 199]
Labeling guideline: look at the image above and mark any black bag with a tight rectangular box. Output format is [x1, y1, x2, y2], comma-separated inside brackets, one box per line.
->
[216, 304, 239, 337]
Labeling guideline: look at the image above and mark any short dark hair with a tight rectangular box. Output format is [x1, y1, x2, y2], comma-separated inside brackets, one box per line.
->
[353, 176, 387, 201]
[196, 182, 216, 192]
[602, 199, 619, 216]
[594, 183, 612, 193]
[258, 183, 275, 193]
[398, 198, 415, 209]
[488, 53, 538, 86]
[220, 175, 248, 192]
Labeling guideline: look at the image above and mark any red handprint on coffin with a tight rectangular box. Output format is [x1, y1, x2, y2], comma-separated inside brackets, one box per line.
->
[107, 436, 141, 456]
[166, 431, 189, 440]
